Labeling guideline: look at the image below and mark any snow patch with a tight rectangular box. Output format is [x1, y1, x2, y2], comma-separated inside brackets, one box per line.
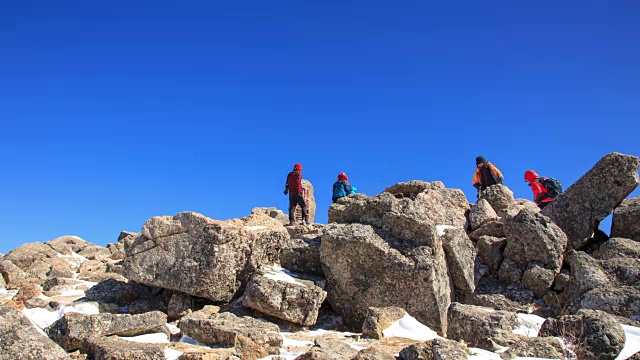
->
[281, 334, 314, 347]
[264, 264, 305, 286]
[436, 225, 456, 236]
[513, 313, 545, 338]
[259, 348, 306, 360]
[23, 301, 100, 329]
[119, 332, 169, 343]
[245, 225, 268, 231]
[617, 324, 640, 360]
[165, 347, 183, 360]
[382, 313, 440, 341]
[468, 347, 502, 359]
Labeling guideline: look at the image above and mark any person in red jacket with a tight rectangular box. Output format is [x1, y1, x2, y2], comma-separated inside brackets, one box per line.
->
[524, 170, 554, 209]
[284, 163, 309, 225]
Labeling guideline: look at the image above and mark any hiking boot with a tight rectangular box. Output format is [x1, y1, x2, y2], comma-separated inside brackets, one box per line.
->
[302, 219, 311, 225]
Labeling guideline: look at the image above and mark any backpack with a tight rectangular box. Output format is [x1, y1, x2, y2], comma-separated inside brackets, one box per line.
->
[539, 177, 563, 198]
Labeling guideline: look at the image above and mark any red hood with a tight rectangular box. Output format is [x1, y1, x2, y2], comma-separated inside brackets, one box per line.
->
[524, 170, 540, 183]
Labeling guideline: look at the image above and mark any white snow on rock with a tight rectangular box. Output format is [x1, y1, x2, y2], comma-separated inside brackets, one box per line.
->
[513, 313, 545, 338]
[617, 324, 640, 360]
[119, 332, 169, 343]
[436, 225, 456, 236]
[57, 252, 88, 269]
[165, 347, 183, 360]
[468, 347, 502, 359]
[245, 225, 269, 231]
[264, 264, 305, 286]
[259, 348, 306, 360]
[23, 301, 100, 329]
[280, 333, 314, 347]
[382, 313, 440, 341]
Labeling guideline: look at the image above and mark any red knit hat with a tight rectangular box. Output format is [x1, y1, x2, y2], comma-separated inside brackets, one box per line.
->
[337, 172, 348, 181]
[294, 163, 303, 170]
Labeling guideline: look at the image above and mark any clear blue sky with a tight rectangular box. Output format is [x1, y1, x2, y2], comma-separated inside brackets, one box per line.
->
[1, 1, 639, 254]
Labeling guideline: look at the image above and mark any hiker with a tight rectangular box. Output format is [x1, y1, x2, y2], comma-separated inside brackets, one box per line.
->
[472, 156, 504, 197]
[284, 163, 309, 225]
[524, 170, 559, 209]
[332, 172, 353, 203]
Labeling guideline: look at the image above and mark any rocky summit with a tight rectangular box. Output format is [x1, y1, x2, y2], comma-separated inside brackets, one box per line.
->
[1, 151, 639, 359]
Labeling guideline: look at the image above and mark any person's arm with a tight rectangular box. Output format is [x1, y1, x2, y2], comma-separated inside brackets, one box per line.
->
[472, 169, 480, 188]
[530, 181, 544, 203]
[490, 164, 504, 183]
[284, 174, 289, 195]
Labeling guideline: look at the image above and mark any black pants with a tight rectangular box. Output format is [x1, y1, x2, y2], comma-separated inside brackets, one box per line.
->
[538, 201, 551, 209]
[288, 193, 308, 222]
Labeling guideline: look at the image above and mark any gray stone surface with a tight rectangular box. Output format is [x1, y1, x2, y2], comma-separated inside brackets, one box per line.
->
[469, 199, 498, 231]
[84, 336, 165, 360]
[446, 302, 518, 350]
[441, 228, 476, 300]
[473, 278, 534, 313]
[353, 346, 397, 360]
[521, 263, 556, 299]
[280, 225, 324, 276]
[593, 237, 640, 260]
[301, 179, 317, 224]
[0, 259, 29, 289]
[296, 338, 358, 360]
[178, 311, 282, 355]
[480, 184, 514, 214]
[46, 311, 168, 351]
[503, 207, 567, 272]
[320, 223, 450, 335]
[45, 235, 89, 255]
[499, 337, 564, 360]
[167, 291, 195, 321]
[2, 242, 59, 271]
[542, 152, 640, 250]
[361, 306, 406, 339]
[77, 244, 111, 261]
[0, 304, 70, 360]
[567, 249, 640, 317]
[611, 196, 640, 241]
[399, 338, 470, 360]
[477, 236, 506, 274]
[497, 258, 525, 284]
[252, 207, 290, 226]
[242, 271, 326, 326]
[123, 211, 288, 302]
[331, 181, 469, 229]
[539, 309, 626, 360]
[468, 220, 505, 242]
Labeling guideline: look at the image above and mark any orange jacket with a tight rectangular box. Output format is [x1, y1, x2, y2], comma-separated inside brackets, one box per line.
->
[472, 162, 504, 187]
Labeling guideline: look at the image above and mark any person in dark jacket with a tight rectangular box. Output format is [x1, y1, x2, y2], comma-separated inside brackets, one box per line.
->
[284, 163, 309, 225]
[332, 172, 352, 203]
[472, 156, 504, 196]
[524, 170, 554, 209]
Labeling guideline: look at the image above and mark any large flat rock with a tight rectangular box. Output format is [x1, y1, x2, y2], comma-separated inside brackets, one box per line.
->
[542, 152, 640, 250]
[123, 211, 288, 302]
